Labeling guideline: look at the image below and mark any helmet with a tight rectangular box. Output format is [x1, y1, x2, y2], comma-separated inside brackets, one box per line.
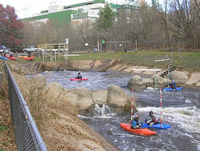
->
[172, 81, 175, 83]
[133, 113, 140, 119]
[149, 111, 154, 115]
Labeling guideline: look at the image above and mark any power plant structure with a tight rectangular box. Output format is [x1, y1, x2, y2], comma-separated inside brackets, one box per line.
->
[21, 0, 155, 24]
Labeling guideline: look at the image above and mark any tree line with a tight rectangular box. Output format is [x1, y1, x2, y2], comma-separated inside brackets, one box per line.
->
[1, 1, 200, 52]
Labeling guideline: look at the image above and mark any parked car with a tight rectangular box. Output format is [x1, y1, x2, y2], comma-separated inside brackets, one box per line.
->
[0, 45, 10, 54]
[23, 46, 40, 53]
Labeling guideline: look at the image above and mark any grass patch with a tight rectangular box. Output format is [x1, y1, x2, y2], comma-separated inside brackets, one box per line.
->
[28, 50, 200, 71]
[0, 125, 8, 132]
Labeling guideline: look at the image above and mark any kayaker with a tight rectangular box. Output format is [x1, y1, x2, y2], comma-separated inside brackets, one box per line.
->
[169, 80, 176, 89]
[131, 113, 142, 129]
[76, 72, 82, 79]
[145, 111, 160, 126]
[9, 52, 14, 57]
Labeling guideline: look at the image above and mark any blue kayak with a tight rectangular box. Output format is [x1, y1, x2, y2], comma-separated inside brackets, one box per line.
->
[163, 87, 183, 91]
[141, 123, 171, 129]
[0, 56, 8, 60]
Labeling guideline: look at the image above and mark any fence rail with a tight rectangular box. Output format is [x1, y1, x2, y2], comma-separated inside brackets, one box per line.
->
[5, 61, 48, 151]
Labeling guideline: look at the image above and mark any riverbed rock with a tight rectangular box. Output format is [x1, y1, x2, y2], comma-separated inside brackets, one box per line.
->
[91, 89, 108, 105]
[107, 85, 128, 107]
[76, 87, 94, 110]
[60, 89, 77, 106]
[127, 75, 146, 89]
[142, 78, 154, 87]
[169, 71, 188, 84]
[30, 74, 46, 88]
[43, 82, 65, 98]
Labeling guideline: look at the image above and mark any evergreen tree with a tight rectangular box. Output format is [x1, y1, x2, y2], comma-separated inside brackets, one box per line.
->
[96, 2, 115, 30]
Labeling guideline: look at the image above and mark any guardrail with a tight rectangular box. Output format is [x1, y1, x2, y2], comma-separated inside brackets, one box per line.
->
[4, 61, 48, 151]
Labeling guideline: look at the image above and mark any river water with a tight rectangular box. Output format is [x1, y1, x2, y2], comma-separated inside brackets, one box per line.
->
[40, 70, 200, 151]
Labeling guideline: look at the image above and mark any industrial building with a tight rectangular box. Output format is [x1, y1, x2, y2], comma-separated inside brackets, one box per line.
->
[21, 0, 144, 24]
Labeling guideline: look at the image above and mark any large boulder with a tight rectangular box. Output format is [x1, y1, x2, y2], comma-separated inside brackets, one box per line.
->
[169, 71, 188, 84]
[127, 75, 146, 89]
[30, 74, 46, 88]
[142, 78, 154, 87]
[151, 74, 169, 87]
[76, 87, 94, 110]
[91, 89, 108, 105]
[60, 89, 77, 106]
[107, 85, 128, 107]
[43, 82, 66, 98]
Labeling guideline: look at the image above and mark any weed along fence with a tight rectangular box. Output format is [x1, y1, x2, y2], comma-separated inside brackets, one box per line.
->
[4, 61, 48, 151]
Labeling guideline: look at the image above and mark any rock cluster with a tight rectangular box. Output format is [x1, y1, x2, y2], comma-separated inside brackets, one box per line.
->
[127, 71, 188, 89]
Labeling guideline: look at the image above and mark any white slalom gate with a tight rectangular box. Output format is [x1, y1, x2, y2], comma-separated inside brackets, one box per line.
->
[154, 58, 170, 88]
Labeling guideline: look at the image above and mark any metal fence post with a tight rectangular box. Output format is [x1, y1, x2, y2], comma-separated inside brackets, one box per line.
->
[5, 62, 48, 151]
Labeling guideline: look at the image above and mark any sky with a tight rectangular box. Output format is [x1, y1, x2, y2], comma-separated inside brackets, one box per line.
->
[0, 0, 153, 19]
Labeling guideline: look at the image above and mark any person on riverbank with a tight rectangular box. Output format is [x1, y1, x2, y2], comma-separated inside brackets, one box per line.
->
[169, 80, 176, 89]
[28, 52, 31, 58]
[76, 72, 82, 79]
[131, 113, 142, 129]
[145, 111, 160, 126]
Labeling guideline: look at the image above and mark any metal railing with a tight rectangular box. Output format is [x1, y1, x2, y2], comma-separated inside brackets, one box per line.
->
[5, 61, 48, 151]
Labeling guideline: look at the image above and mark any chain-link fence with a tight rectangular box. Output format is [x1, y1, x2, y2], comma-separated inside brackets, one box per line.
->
[120, 54, 200, 70]
[5, 61, 48, 151]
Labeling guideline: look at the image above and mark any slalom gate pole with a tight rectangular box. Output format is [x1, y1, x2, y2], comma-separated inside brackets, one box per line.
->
[131, 88, 134, 123]
[160, 88, 163, 128]
[64, 69, 67, 87]
[155, 65, 157, 88]
[167, 64, 169, 88]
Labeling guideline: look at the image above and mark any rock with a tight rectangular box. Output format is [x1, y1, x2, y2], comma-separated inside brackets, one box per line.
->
[151, 74, 169, 86]
[151, 74, 163, 83]
[43, 82, 65, 98]
[127, 75, 146, 89]
[60, 89, 77, 106]
[30, 74, 46, 88]
[142, 78, 154, 87]
[91, 89, 108, 105]
[76, 87, 94, 110]
[169, 71, 188, 84]
[107, 85, 128, 107]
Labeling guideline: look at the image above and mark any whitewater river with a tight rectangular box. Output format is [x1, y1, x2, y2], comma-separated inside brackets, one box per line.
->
[40, 70, 200, 151]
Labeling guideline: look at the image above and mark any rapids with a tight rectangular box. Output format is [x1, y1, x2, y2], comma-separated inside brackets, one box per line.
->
[40, 70, 200, 151]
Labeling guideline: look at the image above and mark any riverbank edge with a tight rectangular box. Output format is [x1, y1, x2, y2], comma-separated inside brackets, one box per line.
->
[27, 59, 200, 89]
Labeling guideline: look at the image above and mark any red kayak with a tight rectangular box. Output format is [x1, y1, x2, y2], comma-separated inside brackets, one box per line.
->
[6, 55, 16, 60]
[24, 57, 35, 60]
[70, 78, 88, 81]
[120, 123, 156, 136]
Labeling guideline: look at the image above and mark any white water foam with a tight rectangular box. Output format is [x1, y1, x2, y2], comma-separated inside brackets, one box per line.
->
[137, 106, 200, 133]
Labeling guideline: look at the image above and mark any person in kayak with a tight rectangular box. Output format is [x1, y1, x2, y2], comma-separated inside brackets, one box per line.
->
[9, 52, 14, 57]
[145, 111, 160, 126]
[76, 72, 82, 79]
[169, 80, 176, 89]
[131, 113, 142, 129]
